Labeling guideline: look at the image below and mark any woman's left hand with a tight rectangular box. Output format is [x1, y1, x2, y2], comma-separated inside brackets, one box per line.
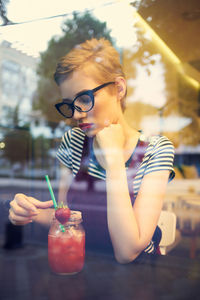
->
[95, 124, 125, 159]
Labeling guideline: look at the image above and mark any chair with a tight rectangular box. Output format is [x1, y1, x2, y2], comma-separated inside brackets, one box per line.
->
[158, 210, 181, 255]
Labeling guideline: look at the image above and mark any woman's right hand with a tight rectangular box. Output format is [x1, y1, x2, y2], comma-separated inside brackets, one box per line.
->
[9, 193, 53, 225]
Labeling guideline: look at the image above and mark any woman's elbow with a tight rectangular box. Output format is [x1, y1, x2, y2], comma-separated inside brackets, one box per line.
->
[114, 249, 142, 264]
[112, 238, 150, 264]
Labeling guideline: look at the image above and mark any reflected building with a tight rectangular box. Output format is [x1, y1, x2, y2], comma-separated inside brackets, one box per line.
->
[0, 40, 38, 127]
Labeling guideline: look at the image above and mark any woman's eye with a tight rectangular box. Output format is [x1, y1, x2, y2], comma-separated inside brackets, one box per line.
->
[76, 95, 91, 104]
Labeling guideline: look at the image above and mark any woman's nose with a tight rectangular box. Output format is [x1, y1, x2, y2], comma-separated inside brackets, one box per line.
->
[73, 109, 87, 120]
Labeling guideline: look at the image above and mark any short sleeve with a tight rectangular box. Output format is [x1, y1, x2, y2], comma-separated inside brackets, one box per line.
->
[144, 136, 175, 181]
[56, 129, 72, 170]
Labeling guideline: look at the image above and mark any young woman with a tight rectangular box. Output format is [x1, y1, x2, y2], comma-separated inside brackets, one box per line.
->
[9, 38, 175, 263]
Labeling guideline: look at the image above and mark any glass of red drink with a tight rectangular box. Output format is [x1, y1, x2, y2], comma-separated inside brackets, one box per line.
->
[48, 210, 85, 275]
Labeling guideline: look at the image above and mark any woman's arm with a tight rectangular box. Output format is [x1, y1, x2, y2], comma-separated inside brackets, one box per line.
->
[106, 153, 169, 263]
[96, 124, 171, 263]
[57, 164, 73, 204]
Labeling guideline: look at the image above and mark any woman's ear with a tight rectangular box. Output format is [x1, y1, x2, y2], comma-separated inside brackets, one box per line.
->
[115, 77, 127, 101]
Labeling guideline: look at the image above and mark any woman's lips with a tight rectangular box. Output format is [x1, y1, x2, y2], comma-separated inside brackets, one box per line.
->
[79, 123, 94, 131]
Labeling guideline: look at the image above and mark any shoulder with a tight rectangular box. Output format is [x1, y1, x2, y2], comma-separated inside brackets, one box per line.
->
[61, 127, 85, 147]
[142, 134, 174, 156]
[141, 134, 175, 180]
[56, 127, 86, 173]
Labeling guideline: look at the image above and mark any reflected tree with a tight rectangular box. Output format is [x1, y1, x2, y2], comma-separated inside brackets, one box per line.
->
[123, 2, 200, 147]
[177, 72, 200, 146]
[3, 127, 31, 167]
[33, 135, 51, 168]
[122, 26, 170, 132]
[33, 11, 113, 131]
[2, 106, 32, 171]
[0, 0, 12, 25]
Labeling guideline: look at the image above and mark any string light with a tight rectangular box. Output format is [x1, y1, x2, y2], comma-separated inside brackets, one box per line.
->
[0, 0, 121, 27]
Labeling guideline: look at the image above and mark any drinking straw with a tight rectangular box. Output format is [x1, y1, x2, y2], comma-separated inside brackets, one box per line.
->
[45, 175, 65, 232]
[45, 175, 57, 209]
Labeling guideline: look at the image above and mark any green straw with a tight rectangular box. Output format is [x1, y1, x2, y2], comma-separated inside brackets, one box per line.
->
[45, 175, 65, 232]
[45, 175, 57, 209]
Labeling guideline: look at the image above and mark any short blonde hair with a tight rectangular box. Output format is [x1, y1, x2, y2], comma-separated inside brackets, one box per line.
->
[54, 38, 126, 110]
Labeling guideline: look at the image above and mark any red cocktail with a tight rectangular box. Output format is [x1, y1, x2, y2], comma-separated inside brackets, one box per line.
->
[48, 211, 85, 275]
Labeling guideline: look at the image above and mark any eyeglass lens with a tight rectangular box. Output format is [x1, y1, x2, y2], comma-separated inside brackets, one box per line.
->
[59, 103, 74, 118]
[74, 94, 93, 112]
[60, 93, 93, 117]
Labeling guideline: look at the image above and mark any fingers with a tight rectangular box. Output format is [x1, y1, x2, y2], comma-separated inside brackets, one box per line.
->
[13, 194, 37, 212]
[27, 197, 53, 209]
[9, 193, 53, 226]
[13, 194, 53, 211]
[10, 200, 37, 217]
[8, 208, 33, 225]
[9, 194, 37, 225]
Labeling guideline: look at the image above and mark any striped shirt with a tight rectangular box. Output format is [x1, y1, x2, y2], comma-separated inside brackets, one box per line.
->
[56, 127, 175, 253]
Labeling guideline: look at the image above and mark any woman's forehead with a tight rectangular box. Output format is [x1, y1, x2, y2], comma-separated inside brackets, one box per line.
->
[59, 69, 99, 98]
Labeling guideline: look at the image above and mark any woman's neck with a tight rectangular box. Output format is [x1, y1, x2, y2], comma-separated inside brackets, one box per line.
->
[117, 112, 140, 152]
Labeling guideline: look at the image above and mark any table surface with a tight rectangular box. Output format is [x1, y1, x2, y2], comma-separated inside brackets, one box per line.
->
[0, 243, 200, 300]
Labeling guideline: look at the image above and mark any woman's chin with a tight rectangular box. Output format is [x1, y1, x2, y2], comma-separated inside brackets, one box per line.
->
[85, 131, 95, 137]
[82, 127, 97, 137]
[80, 125, 104, 137]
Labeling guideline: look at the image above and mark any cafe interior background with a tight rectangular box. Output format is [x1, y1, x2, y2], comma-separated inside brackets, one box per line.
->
[0, 0, 200, 259]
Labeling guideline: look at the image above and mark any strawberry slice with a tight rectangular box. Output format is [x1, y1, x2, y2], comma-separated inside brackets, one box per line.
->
[55, 203, 71, 224]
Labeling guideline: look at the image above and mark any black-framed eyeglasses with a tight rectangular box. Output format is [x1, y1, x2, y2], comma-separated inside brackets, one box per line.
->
[55, 81, 115, 118]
